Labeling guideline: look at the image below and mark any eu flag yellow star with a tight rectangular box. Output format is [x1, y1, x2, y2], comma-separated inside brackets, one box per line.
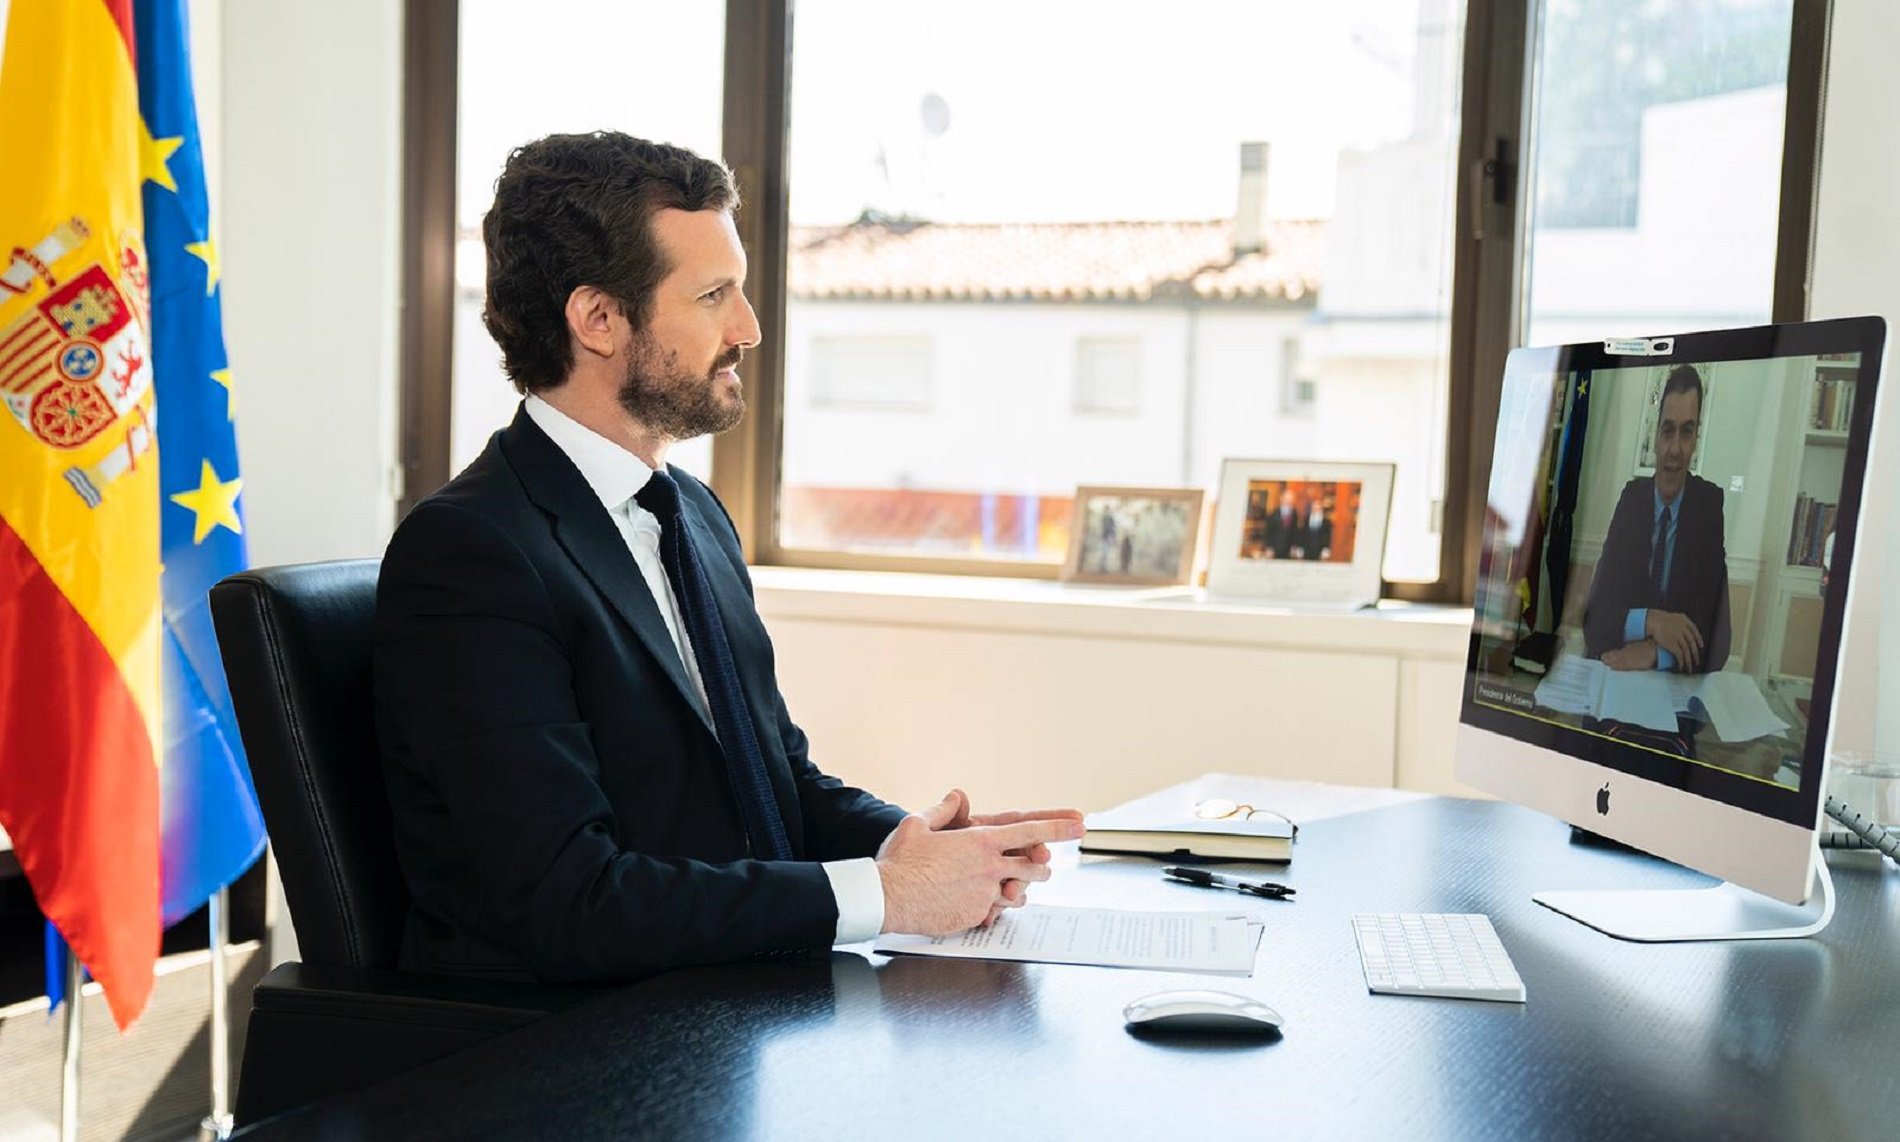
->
[140, 118, 185, 193]
[185, 236, 221, 296]
[169, 459, 244, 543]
[210, 367, 235, 419]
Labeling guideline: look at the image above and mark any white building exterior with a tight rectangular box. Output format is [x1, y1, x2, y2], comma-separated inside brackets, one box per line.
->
[771, 80, 1783, 581]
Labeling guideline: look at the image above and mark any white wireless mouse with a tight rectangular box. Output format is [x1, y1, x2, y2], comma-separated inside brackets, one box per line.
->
[1123, 989, 1284, 1034]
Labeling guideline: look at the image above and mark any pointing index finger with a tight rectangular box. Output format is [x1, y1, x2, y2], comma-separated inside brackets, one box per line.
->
[969, 807, 1087, 827]
[981, 818, 1085, 849]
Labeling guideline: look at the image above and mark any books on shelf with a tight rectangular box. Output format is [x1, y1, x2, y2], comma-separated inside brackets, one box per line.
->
[1786, 493, 1838, 569]
[1810, 368, 1857, 432]
[1082, 808, 1294, 862]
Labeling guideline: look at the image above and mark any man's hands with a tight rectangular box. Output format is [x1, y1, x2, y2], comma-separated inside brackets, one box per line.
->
[1644, 610, 1705, 671]
[1605, 609, 1706, 672]
[934, 790, 1086, 926]
[1602, 638, 1660, 672]
[876, 790, 1085, 937]
[935, 789, 1085, 863]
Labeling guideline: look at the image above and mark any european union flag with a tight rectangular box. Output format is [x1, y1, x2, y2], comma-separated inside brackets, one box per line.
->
[137, 0, 266, 926]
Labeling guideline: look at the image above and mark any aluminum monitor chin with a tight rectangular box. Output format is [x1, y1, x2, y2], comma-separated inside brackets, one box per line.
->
[1456, 317, 1885, 927]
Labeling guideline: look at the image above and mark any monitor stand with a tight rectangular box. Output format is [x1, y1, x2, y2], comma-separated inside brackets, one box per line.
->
[1532, 847, 1835, 942]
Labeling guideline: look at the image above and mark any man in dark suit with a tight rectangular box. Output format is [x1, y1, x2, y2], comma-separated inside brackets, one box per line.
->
[375, 133, 1082, 984]
[1292, 499, 1332, 561]
[1581, 364, 1731, 674]
[1260, 487, 1299, 559]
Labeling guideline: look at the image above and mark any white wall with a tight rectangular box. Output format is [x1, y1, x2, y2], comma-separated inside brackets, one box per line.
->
[220, 0, 402, 568]
[202, 0, 404, 966]
[1809, 0, 1900, 766]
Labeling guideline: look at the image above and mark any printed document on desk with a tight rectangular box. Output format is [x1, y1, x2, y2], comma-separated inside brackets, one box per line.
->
[873, 906, 1263, 975]
[1532, 655, 1605, 716]
[1532, 653, 1790, 740]
[1597, 671, 1680, 732]
[1529, 655, 1681, 730]
[1694, 672, 1790, 741]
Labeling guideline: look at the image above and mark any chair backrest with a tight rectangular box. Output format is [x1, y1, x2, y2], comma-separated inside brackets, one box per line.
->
[211, 559, 407, 969]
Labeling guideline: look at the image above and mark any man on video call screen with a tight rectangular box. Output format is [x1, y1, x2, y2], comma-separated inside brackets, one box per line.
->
[1581, 363, 1732, 676]
[1469, 350, 1861, 790]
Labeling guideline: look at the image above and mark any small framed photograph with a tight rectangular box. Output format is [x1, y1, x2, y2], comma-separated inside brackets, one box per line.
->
[1061, 486, 1205, 585]
[1206, 459, 1395, 608]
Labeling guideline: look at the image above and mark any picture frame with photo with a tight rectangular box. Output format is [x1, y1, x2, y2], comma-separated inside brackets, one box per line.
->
[1205, 459, 1396, 608]
[1061, 485, 1206, 586]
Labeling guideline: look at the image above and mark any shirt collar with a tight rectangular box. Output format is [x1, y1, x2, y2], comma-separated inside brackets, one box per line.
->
[523, 395, 658, 512]
[1653, 482, 1682, 523]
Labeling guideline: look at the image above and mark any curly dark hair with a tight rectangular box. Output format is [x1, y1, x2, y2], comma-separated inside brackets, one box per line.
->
[481, 132, 739, 394]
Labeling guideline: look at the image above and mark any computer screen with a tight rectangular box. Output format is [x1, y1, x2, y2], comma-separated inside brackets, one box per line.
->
[1457, 318, 1885, 924]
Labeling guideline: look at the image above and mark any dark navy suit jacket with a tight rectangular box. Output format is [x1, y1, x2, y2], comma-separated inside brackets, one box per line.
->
[1581, 474, 1732, 674]
[374, 406, 906, 983]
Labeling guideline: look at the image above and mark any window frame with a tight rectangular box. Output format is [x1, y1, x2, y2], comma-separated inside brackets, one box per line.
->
[405, 0, 1832, 604]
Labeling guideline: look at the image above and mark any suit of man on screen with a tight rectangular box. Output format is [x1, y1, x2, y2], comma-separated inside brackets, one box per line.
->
[375, 132, 1082, 984]
[1581, 364, 1732, 675]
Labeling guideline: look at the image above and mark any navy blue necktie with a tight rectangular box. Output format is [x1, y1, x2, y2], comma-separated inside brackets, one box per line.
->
[1648, 509, 1669, 601]
[635, 470, 793, 861]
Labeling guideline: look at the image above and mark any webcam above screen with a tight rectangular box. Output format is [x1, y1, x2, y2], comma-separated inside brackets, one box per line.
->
[1456, 316, 1887, 941]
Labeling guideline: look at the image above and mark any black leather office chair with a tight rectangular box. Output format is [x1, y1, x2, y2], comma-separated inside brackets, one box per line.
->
[211, 560, 588, 1126]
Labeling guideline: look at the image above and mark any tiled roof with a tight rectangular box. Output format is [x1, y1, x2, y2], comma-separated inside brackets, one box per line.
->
[788, 218, 1324, 304]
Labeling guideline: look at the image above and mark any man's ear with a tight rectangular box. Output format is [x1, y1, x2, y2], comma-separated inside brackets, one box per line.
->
[565, 286, 622, 361]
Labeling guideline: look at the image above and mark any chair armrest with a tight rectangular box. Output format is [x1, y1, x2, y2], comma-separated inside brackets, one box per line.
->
[236, 961, 595, 1125]
[250, 960, 593, 1029]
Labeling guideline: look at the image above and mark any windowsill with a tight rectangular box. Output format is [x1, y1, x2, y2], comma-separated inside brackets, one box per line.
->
[749, 565, 1472, 658]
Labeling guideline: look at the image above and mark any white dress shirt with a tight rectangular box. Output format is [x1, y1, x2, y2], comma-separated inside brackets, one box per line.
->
[523, 397, 885, 944]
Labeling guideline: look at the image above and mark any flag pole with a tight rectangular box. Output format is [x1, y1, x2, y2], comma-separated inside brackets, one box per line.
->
[200, 886, 234, 1141]
[60, 951, 82, 1142]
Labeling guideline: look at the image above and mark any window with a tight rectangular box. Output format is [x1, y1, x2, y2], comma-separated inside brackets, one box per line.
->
[774, 0, 1469, 580]
[1520, 0, 1795, 346]
[415, 0, 1826, 601]
[447, 1, 725, 482]
[1279, 338, 1315, 416]
[1073, 337, 1143, 415]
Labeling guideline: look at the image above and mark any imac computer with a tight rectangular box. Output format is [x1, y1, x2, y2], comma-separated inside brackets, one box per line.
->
[1457, 316, 1886, 941]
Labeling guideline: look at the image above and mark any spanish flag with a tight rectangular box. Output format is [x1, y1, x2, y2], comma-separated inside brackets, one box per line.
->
[0, 0, 163, 1030]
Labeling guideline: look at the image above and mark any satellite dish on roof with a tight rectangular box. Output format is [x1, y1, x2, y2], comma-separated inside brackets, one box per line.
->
[919, 92, 951, 137]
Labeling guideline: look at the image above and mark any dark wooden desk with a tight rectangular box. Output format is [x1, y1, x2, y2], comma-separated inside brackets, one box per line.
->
[236, 796, 1900, 1141]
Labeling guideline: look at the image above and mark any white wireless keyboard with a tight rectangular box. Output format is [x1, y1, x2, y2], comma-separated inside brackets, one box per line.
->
[1352, 913, 1526, 1003]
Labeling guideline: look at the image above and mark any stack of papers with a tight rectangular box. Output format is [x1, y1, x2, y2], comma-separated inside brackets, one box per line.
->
[873, 905, 1265, 976]
[1532, 655, 1790, 741]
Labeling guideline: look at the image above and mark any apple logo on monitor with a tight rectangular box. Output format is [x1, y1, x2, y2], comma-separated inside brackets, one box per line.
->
[1596, 784, 1611, 815]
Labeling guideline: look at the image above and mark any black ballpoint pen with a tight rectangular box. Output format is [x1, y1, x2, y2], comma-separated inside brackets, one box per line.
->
[1163, 866, 1296, 899]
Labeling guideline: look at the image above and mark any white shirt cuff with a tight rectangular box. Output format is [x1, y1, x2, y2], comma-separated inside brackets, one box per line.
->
[822, 858, 885, 945]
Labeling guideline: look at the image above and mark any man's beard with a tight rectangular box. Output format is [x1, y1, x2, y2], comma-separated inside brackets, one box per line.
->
[616, 332, 747, 440]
